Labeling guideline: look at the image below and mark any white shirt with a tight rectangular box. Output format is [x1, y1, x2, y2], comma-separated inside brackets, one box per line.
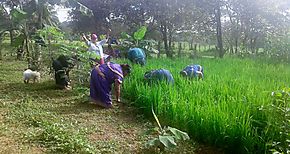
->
[87, 39, 109, 59]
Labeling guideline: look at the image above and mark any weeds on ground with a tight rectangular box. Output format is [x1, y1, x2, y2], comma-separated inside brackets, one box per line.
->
[6, 97, 96, 154]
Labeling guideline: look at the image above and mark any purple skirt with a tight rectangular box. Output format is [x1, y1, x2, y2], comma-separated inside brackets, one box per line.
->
[90, 69, 112, 106]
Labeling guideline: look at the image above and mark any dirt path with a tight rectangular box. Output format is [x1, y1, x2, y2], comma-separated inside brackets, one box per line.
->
[0, 60, 202, 153]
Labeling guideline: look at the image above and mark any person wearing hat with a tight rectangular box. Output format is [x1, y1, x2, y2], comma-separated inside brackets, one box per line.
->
[82, 31, 110, 64]
[180, 64, 204, 80]
[144, 69, 174, 84]
[90, 62, 131, 108]
[128, 48, 146, 66]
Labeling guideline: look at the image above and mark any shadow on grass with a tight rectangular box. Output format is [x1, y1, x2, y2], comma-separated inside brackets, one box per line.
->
[48, 100, 103, 115]
[0, 80, 75, 99]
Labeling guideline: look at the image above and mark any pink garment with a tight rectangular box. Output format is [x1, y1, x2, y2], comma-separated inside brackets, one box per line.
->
[91, 34, 98, 41]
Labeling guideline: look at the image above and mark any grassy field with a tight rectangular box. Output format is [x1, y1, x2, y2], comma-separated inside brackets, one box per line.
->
[1, 54, 289, 153]
[120, 57, 290, 153]
[0, 59, 205, 153]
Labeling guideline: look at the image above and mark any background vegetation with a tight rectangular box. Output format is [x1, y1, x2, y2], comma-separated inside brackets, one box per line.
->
[0, 0, 289, 153]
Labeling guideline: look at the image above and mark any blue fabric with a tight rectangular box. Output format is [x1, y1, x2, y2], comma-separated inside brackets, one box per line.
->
[110, 38, 118, 45]
[128, 48, 146, 66]
[182, 65, 204, 78]
[144, 69, 174, 84]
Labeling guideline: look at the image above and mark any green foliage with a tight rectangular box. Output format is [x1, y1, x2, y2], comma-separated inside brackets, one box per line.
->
[26, 121, 96, 154]
[34, 26, 91, 85]
[146, 106, 190, 151]
[133, 26, 147, 41]
[266, 88, 290, 154]
[11, 8, 28, 23]
[36, 26, 64, 42]
[120, 26, 158, 56]
[11, 34, 25, 48]
[119, 57, 290, 153]
[99, 34, 106, 40]
[120, 26, 148, 47]
[167, 127, 190, 141]
[121, 32, 133, 41]
[7, 97, 96, 154]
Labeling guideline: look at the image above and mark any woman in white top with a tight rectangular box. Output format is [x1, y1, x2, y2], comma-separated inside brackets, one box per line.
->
[82, 31, 110, 64]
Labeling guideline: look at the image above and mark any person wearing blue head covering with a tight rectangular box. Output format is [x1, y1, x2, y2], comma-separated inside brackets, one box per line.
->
[144, 69, 174, 84]
[180, 65, 204, 80]
[128, 48, 146, 66]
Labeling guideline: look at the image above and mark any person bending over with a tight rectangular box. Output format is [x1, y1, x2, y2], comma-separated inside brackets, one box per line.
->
[128, 48, 146, 66]
[90, 62, 131, 108]
[180, 64, 204, 80]
[144, 69, 174, 84]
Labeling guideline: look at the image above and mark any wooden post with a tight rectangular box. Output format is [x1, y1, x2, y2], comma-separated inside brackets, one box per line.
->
[178, 42, 182, 58]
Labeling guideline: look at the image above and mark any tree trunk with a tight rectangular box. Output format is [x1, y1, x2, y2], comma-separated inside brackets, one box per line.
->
[194, 44, 197, 57]
[169, 30, 173, 51]
[242, 33, 248, 53]
[23, 23, 30, 66]
[178, 42, 182, 58]
[250, 37, 258, 54]
[35, 45, 42, 70]
[0, 34, 3, 60]
[234, 37, 238, 54]
[38, 8, 43, 29]
[198, 44, 200, 52]
[230, 45, 233, 54]
[190, 37, 193, 50]
[160, 22, 172, 58]
[157, 41, 161, 58]
[0, 41, 2, 60]
[215, 1, 224, 58]
[9, 30, 14, 46]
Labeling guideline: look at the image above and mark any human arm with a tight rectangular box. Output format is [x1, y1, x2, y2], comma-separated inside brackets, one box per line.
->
[97, 29, 111, 46]
[82, 33, 89, 42]
[95, 65, 105, 79]
[114, 79, 121, 102]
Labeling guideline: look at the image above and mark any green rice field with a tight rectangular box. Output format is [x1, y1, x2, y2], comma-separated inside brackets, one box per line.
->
[120, 57, 290, 153]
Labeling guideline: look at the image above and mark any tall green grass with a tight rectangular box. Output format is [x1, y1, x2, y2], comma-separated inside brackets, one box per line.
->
[119, 57, 290, 153]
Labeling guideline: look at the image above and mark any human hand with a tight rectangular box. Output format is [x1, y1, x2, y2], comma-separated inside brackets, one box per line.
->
[81, 34, 87, 41]
[100, 72, 106, 79]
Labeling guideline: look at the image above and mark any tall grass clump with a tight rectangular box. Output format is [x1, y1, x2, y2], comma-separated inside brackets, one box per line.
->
[119, 57, 290, 153]
[7, 97, 96, 154]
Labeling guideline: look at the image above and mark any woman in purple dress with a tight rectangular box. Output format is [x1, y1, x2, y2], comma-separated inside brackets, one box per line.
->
[90, 62, 131, 108]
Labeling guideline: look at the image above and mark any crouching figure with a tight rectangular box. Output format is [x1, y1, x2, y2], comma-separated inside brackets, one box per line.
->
[128, 48, 146, 66]
[144, 69, 174, 84]
[52, 55, 74, 90]
[180, 64, 204, 80]
[90, 62, 131, 108]
[23, 69, 40, 83]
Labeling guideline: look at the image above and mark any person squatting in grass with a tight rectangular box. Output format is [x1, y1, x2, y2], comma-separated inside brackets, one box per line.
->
[180, 64, 204, 80]
[82, 30, 111, 65]
[128, 48, 146, 66]
[144, 69, 174, 84]
[52, 55, 74, 90]
[90, 62, 131, 108]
